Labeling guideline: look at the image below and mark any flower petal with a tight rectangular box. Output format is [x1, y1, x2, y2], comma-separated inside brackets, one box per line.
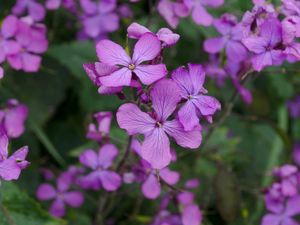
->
[98, 144, 118, 169]
[251, 52, 273, 71]
[226, 40, 247, 62]
[193, 95, 221, 116]
[0, 158, 21, 181]
[21, 53, 42, 72]
[142, 174, 161, 199]
[57, 172, 72, 192]
[50, 199, 65, 218]
[285, 195, 300, 216]
[36, 184, 57, 200]
[96, 40, 130, 66]
[242, 37, 268, 54]
[151, 79, 181, 121]
[191, 3, 213, 26]
[141, 128, 171, 169]
[134, 64, 167, 85]
[79, 149, 98, 169]
[127, 22, 151, 39]
[204, 37, 226, 54]
[116, 103, 156, 135]
[164, 119, 202, 149]
[1, 15, 18, 38]
[99, 170, 121, 191]
[63, 191, 84, 207]
[182, 204, 203, 225]
[261, 214, 281, 225]
[178, 101, 199, 131]
[132, 33, 161, 65]
[99, 67, 132, 87]
[160, 167, 180, 185]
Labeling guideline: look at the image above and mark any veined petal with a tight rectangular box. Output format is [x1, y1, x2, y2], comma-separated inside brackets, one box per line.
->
[134, 64, 167, 85]
[178, 101, 199, 131]
[142, 174, 161, 199]
[0, 158, 21, 181]
[160, 167, 180, 185]
[251, 52, 272, 71]
[193, 95, 221, 116]
[132, 33, 161, 65]
[260, 19, 282, 47]
[188, 64, 206, 94]
[98, 144, 118, 169]
[117, 103, 156, 135]
[226, 41, 247, 62]
[0, 132, 9, 160]
[242, 37, 268, 54]
[99, 67, 132, 87]
[99, 170, 121, 191]
[141, 128, 171, 169]
[164, 119, 202, 149]
[172, 66, 193, 97]
[151, 79, 181, 121]
[127, 22, 151, 39]
[96, 39, 130, 66]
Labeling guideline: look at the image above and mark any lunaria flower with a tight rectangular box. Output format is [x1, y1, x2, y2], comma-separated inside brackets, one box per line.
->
[242, 18, 285, 71]
[117, 79, 202, 169]
[0, 99, 28, 139]
[204, 14, 248, 63]
[0, 130, 29, 181]
[36, 172, 84, 217]
[78, 144, 121, 191]
[172, 64, 221, 131]
[95, 33, 167, 87]
[86, 111, 112, 142]
[127, 22, 180, 47]
[12, 0, 46, 21]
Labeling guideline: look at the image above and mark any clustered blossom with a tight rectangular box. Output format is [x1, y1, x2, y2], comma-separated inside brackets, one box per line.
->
[157, 0, 224, 28]
[0, 99, 29, 181]
[261, 144, 300, 225]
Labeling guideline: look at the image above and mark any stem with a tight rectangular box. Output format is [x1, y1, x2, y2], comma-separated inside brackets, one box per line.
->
[30, 121, 66, 168]
[0, 204, 16, 225]
[116, 136, 133, 172]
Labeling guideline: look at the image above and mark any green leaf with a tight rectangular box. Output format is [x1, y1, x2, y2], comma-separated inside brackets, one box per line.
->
[0, 182, 64, 225]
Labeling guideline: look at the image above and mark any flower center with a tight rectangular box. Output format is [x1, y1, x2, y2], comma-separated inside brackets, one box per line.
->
[128, 64, 136, 70]
[188, 95, 193, 100]
[156, 121, 162, 128]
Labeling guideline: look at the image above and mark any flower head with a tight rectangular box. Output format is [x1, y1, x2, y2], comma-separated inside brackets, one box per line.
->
[12, 0, 46, 21]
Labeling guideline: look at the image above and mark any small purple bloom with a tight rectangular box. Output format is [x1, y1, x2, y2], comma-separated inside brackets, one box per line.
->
[86, 111, 112, 142]
[293, 143, 300, 166]
[261, 195, 300, 225]
[242, 18, 285, 71]
[204, 14, 248, 63]
[79, 144, 121, 191]
[0, 99, 28, 139]
[36, 172, 84, 217]
[184, 0, 224, 26]
[117, 79, 202, 169]
[0, 131, 29, 181]
[96, 33, 167, 87]
[181, 204, 202, 225]
[172, 64, 221, 131]
[12, 0, 46, 21]
[127, 22, 180, 47]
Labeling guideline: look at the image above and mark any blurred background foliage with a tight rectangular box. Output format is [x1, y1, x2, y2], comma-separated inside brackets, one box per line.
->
[1, 0, 300, 224]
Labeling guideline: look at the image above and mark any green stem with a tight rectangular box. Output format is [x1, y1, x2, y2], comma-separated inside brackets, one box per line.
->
[30, 121, 66, 168]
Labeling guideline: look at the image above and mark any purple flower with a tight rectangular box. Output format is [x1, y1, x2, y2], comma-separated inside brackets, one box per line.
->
[184, 0, 224, 26]
[242, 18, 285, 71]
[80, 0, 119, 39]
[287, 95, 300, 118]
[141, 161, 180, 199]
[86, 111, 112, 142]
[261, 195, 300, 225]
[117, 79, 202, 169]
[0, 99, 28, 139]
[172, 64, 221, 131]
[0, 131, 29, 181]
[7, 17, 48, 72]
[204, 14, 248, 63]
[95, 33, 167, 87]
[12, 0, 46, 21]
[204, 54, 228, 87]
[0, 15, 21, 72]
[185, 178, 200, 189]
[181, 204, 202, 225]
[282, 16, 300, 62]
[281, 0, 300, 17]
[36, 172, 84, 217]
[157, 0, 190, 29]
[127, 22, 180, 47]
[79, 144, 121, 191]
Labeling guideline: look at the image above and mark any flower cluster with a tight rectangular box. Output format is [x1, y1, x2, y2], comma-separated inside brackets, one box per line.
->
[0, 99, 29, 182]
[261, 144, 300, 225]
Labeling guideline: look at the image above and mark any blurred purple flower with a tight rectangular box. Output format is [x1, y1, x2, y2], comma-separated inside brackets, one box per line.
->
[96, 33, 167, 87]
[117, 79, 202, 169]
[86, 111, 112, 142]
[79, 144, 121, 191]
[204, 14, 248, 63]
[36, 172, 84, 217]
[0, 99, 28, 139]
[172, 64, 221, 130]
[287, 95, 300, 118]
[12, 0, 46, 21]
[293, 143, 300, 166]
